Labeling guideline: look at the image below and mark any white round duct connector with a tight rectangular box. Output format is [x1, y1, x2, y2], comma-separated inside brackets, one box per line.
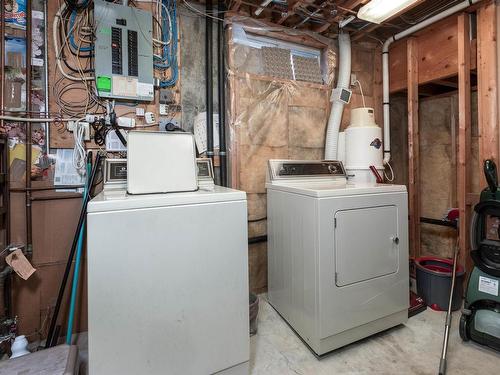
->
[10, 335, 30, 359]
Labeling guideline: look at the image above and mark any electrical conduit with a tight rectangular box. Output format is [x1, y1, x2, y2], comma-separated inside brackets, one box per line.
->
[325, 33, 351, 160]
[381, 0, 480, 165]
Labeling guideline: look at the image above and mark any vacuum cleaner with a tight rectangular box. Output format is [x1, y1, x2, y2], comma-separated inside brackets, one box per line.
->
[460, 159, 500, 351]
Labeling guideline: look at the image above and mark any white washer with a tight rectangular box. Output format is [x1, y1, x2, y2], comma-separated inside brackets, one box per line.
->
[266, 160, 409, 355]
[87, 186, 249, 375]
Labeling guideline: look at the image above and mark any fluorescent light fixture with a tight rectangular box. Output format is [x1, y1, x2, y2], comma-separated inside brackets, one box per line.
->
[254, 0, 273, 16]
[357, 0, 421, 24]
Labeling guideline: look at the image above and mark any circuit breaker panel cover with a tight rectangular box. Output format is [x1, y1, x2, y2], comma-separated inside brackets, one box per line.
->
[94, 0, 154, 101]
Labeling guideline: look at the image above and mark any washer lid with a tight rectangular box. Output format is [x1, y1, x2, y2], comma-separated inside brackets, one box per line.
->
[266, 180, 407, 197]
[88, 186, 246, 213]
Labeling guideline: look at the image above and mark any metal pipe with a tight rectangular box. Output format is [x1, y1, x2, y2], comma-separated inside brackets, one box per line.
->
[25, 0, 33, 257]
[248, 235, 267, 245]
[0, 1, 5, 141]
[0, 1, 12, 323]
[10, 185, 84, 192]
[293, 2, 328, 29]
[217, 1, 227, 187]
[43, 0, 50, 154]
[205, 0, 214, 164]
[439, 237, 460, 375]
[1, 136, 9, 258]
[381, 0, 480, 166]
[0, 0, 5, 135]
[30, 195, 82, 202]
[45, 153, 103, 348]
[0, 266, 12, 319]
[420, 217, 458, 229]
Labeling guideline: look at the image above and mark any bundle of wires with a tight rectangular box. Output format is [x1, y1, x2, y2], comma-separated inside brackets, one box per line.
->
[53, 1, 105, 118]
[153, 0, 178, 87]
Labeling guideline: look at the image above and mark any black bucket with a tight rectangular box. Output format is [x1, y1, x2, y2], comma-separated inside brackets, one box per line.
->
[249, 293, 259, 336]
[415, 256, 465, 311]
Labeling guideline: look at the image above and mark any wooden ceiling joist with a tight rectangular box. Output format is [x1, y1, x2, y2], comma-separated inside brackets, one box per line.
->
[231, 1, 242, 11]
[276, 0, 301, 25]
[432, 79, 459, 89]
[219, 0, 474, 42]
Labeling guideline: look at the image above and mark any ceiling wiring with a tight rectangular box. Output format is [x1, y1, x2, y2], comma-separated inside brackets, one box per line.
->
[181, 0, 225, 22]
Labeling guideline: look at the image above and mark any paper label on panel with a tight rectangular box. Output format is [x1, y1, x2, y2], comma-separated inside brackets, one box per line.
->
[479, 276, 499, 296]
[137, 82, 154, 97]
[112, 76, 138, 97]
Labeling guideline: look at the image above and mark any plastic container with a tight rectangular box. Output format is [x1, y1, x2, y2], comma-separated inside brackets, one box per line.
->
[10, 335, 30, 358]
[415, 256, 465, 311]
[249, 293, 259, 336]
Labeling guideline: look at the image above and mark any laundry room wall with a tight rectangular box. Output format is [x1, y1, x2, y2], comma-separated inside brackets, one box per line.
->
[8, 3, 217, 340]
[390, 91, 481, 260]
[225, 17, 382, 293]
[6, 4, 387, 337]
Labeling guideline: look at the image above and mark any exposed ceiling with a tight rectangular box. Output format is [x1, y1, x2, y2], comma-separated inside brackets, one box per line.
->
[217, 0, 468, 42]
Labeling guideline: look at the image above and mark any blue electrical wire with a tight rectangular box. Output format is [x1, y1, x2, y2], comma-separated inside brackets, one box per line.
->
[69, 8, 94, 52]
[154, 0, 178, 87]
[69, 0, 176, 85]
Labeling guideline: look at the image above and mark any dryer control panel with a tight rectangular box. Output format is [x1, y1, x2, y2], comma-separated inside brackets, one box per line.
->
[268, 160, 346, 181]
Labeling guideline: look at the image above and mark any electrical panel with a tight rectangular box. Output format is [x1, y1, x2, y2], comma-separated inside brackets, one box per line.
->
[94, 0, 154, 101]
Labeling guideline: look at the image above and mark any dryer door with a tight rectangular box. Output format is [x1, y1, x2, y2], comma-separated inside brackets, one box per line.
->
[335, 205, 399, 287]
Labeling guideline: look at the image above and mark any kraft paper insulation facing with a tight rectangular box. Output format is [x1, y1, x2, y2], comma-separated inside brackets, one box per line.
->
[225, 16, 337, 291]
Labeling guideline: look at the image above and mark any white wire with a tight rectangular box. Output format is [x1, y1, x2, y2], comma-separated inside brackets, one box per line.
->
[72, 118, 87, 172]
[181, 0, 225, 21]
[353, 79, 366, 108]
[158, 1, 172, 46]
[135, 0, 172, 46]
[53, 2, 94, 82]
[384, 160, 395, 182]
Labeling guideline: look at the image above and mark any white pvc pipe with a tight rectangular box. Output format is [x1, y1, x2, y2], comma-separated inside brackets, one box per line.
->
[325, 33, 351, 160]
[382, 0, 479, 165]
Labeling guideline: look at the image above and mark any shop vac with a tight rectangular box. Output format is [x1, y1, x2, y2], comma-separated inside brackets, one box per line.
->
[460, 159, 500, 351]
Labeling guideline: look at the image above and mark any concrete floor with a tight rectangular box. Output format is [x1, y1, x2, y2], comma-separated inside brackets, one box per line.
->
[250, 295, 500, 374]
[75, 294, 500, 374]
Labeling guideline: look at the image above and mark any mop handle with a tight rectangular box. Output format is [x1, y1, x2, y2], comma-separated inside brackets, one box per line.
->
[439, 238, 460, 375]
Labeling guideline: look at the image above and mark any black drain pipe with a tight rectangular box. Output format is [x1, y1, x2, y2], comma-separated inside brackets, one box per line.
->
[205, 1, 214, 165]
[217, 1, 227, 187]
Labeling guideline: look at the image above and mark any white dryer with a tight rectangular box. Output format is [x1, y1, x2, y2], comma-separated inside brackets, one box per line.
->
[266, 160, 409, 355]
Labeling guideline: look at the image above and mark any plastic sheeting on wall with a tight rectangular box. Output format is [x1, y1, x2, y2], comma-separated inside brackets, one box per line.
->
[225, 16, 337, 241]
